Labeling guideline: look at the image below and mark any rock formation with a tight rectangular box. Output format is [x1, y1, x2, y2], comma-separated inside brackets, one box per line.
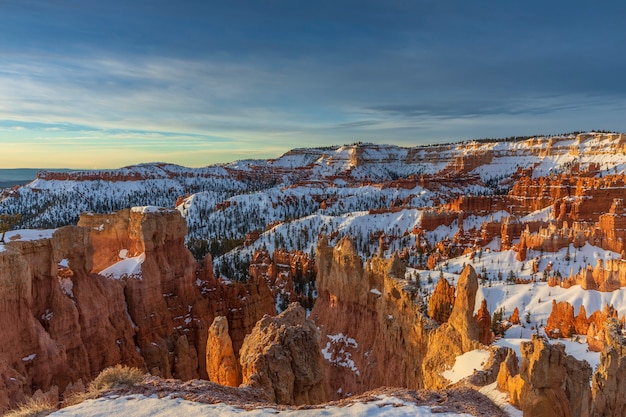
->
[545, 300, 576, 338]
[475, 299, 493, 345]
[311, 236, 434, 398]
[428, 277, 455, 324]
[499, 335, 593, 417]
[206, 316, 238, 387]
[545, 300, 621, 352]
[423, 265, 482, 388]
[239, 303, 327, 405]
[512, 336, 570, 417]
[0, 208, 276, 412]
[585, 318, 626, 416]
[311, 236, 484, 398]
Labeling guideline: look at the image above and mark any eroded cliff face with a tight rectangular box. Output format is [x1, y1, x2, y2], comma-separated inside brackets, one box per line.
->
[0, 225, 143, 411]
[239, 303, 327, 405]
[496, 327, 626, 417]
[310, 236, 483, 399]
[0, 208, 276, 412]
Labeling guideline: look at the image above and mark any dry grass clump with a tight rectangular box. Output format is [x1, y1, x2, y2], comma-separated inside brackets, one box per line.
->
[88, 364, 145, 393]
[4, 396, 57, 417]
[6, 366, 145, 416]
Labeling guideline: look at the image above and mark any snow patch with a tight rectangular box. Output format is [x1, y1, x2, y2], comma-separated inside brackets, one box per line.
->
[321, 333, 360, 376]
[131, 206, 171, 214]
[99, 254, 145, 279]
[59, 277, 74, 297]
[442, 349, 490, 384]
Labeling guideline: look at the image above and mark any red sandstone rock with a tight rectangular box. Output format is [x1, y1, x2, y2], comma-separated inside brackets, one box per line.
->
[0, 208, 277, 413]
[428, 277, 455, 324]
[546, 300, 576, 339]
[240, 303, 327, 405]
[475, 299, 492, 345]
[510, 307, 520, 325]
[206, 316, 239, 387]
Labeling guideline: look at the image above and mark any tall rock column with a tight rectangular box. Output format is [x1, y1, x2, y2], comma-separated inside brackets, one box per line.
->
[423, 265, 482, 388]
[206, 316, 239, 387]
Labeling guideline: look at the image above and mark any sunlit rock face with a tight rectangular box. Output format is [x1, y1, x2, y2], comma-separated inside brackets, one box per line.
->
[239, 303, 327, 405]
[310, 236, 484, 398]
[0, 208, 276, 413]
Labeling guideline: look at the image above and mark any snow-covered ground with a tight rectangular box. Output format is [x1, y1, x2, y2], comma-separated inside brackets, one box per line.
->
[49, 394, 476, 417]
[443, 349, 491, 384]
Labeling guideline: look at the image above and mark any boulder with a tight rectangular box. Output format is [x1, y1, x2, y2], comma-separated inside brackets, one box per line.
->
[240, 303, 327, 405]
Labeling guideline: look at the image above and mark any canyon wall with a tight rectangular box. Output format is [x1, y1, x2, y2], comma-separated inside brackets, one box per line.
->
[310, 236, 483, 398]
[0, 208, 276, 412]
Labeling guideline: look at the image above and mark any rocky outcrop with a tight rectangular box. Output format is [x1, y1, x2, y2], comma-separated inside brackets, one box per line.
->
[501, 335, 593, 417]
[448, 265, 480, 351]
[545, 300, 576, 338]
[545, 300, 622, 352]
[513, 336, 571, 417]
[0, 225, 143, 411]
[0, 208, 276, 413]
[206, 316, 238, 387]
[311, 236, 484, 397]
[428, 277, 455, 324]
[248, 248, 316, 311]
[423, 265, 482, 388]
[510, 307, 520, 325]
[586, 318, 626, 417]
[239, 303, 327, 405]
[475, 299, 492, 345]
[311, 236, 436, 398]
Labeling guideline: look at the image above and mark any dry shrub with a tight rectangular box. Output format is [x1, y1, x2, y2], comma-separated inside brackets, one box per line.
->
[88, 365, 145, 393]
[4, 396, 57, 417]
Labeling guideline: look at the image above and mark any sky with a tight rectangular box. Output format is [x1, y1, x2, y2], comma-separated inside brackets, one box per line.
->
[1, 1, 626, 168]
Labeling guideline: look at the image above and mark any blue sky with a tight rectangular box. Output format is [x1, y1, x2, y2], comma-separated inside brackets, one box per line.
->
[1, 1, 626, 168]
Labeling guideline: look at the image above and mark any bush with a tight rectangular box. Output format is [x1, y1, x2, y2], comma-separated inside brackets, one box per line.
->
[5, 396, 56, 417]
[88, 365, 145, 393]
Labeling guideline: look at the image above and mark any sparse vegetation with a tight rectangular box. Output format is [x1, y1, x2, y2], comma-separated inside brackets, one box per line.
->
[88, 365, 145, 393]
[5, 396, 57, 417]
[0, 213, 22, 243]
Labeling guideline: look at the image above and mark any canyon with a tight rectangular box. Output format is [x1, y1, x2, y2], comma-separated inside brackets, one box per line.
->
[4, 132, 626, 415]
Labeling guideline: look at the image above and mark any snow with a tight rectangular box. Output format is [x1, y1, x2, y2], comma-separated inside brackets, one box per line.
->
[370, 288, 382, 296]
[131, 206, 170, 214]
[2, 229, 56, 243]
[519, 206, 552, 222]
[22, 354, 36, 362]
[496, 336, 601, 372]
[321, 333, 360, 376]
[59, 277, 74, 297]
[49, 394, 475, 417]
[99, 253, 145, 279]
[479, 383, 522, 417]
[442, 349, 490, 384]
